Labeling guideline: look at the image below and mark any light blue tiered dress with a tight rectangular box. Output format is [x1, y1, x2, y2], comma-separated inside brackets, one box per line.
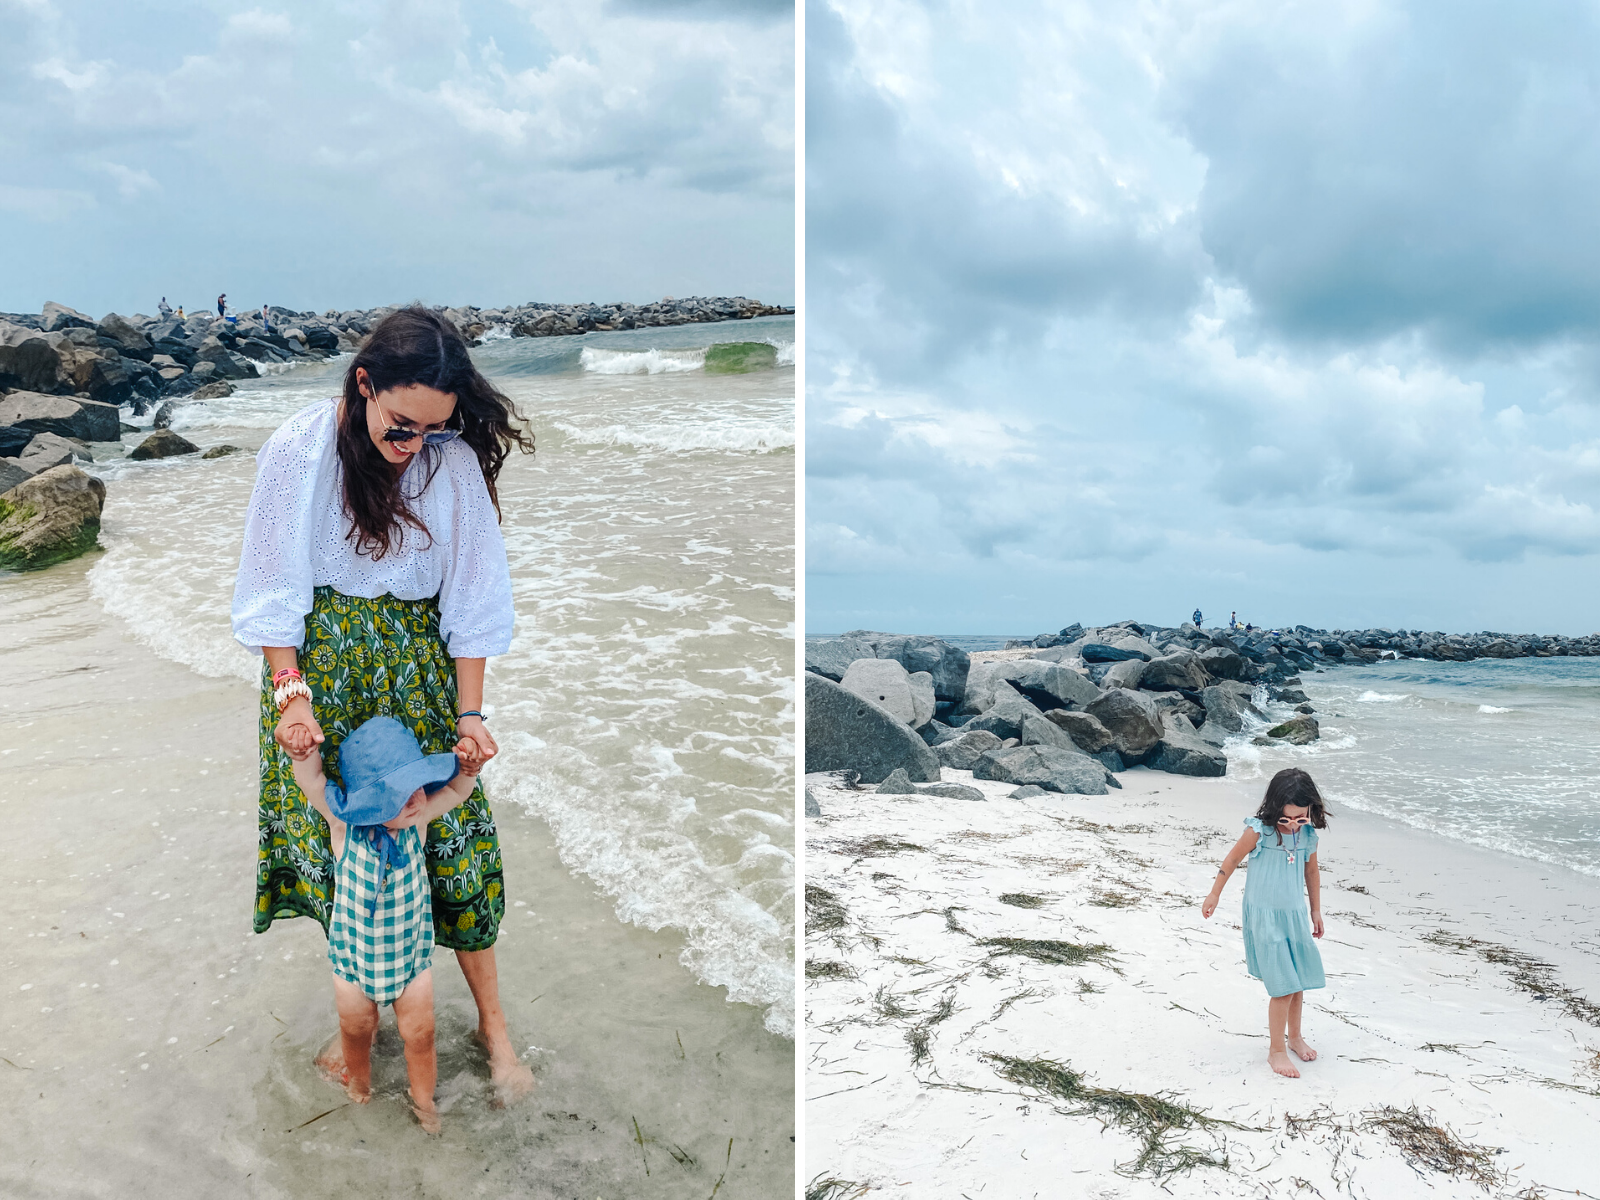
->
[1241, 817, 1325, 998]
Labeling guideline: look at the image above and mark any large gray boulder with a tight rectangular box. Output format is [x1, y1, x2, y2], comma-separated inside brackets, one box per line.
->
[1140, 650, 1209, 692]
[195, 337, 260, 380]
[1019, 712, 1079, 752]
[1198, 646, 1245, 680]
[1100, 658, 1146, 690]
[841, 657, 918, 725]
[0, 391, 120, 442]
[841, 631, 971, 702]
[1042, 709, 1124, 771]
[934, 728, 1002, 770]
[804, 673, 941, 783]
[804, 635, 876, 681]
[1082, 642, 1145, 663]
[1261, 715, 1320, 745]
[0, 324, 68, 393]
[1085, 687, 1163, 760]
[804, 788, 821, 818]
[919, 782, 987, 802]
[994, 660, 1100, 710]
[875, 768, 918, 794]
[1200, 685, 1249, 733]
[0, 458, 32, 493]
[971, 744, 1108, 796]
[955, 661, 1003, 714]
[40, 301, 95, 332]
[907, 671, 936, 727]
[963, 682, 1041, 741]
[16, 432, 81, 473]
[0, 464, 106, 570]
[1147, 714, 1228, 777]
[1112, 634, 1163, 659]
[97, 314, 153, 361]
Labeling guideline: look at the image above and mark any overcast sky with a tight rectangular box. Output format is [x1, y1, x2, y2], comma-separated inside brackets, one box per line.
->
[0, 0, 793, 317]
[807, 0, 1600, 636]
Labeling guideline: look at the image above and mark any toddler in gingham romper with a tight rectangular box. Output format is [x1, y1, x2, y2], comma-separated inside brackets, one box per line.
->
[288, 714, 487, 1132]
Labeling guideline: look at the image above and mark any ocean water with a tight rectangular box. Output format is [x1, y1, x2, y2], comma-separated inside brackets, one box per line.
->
[1230, 658, 1600, 879]
[84, 316, 796, 1035]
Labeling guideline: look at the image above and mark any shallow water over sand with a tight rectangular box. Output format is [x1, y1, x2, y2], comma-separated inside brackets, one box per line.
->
[0, 320, 794, 1193]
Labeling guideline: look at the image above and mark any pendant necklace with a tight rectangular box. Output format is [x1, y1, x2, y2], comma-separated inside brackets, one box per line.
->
[1285, 827, 1300, 866]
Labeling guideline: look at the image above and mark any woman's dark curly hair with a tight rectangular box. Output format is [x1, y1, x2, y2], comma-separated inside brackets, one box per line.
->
[1254, 767, 1330, 844]
[337, 306, 535, 559]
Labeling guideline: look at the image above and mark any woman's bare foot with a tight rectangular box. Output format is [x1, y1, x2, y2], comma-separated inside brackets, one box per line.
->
[471, 1028, 536, 1106]
[1268, 1049, 1301, 1078]
[410, 1095, 441, 1135]
[1288, 1036, 1318, 1062]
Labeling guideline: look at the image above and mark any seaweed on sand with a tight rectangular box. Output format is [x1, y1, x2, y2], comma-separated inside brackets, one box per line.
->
[806, 1176, 870, 1200]
[872, 985, 914, 1020]
[905, 986, 958, 1065]
[806, 960, 855, 981]
[980, 938, 1114, 967]
[998, 893, 1046, 908]
[982, 1053, 1237, 1178]
[1424, 929, 1600, 1027]
[1089, 890, 1139, 909]
[806, 884, 849, 935]
[831, 835, 927, 859]
[1361, 1104, 1505, 1189]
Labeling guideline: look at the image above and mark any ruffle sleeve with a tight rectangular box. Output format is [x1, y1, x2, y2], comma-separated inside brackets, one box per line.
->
[230, 404, 332, 654]
[436, 440, 515, 658]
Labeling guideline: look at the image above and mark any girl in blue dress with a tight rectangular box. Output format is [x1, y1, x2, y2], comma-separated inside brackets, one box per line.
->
[1202, 767, 1328, 1078]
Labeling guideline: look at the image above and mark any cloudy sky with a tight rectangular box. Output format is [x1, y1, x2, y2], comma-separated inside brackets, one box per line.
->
[0, 0, 793, 317]
[807, 0, 1600, 636]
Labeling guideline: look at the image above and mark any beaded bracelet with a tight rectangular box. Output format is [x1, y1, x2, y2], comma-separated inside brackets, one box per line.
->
[458, 710, 485, 722]
[274, 678, 313, 714]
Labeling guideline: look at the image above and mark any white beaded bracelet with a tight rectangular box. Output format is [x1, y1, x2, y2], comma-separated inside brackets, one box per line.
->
[274, 678, 313, 713]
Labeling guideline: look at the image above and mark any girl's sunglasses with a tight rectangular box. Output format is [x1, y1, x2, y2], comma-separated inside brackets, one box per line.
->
[372, 392, 461, 446]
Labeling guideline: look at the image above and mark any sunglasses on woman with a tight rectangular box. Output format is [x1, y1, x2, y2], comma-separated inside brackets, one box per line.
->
[372, 392, 461, 446]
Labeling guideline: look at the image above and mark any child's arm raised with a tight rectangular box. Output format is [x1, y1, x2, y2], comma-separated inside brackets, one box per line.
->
[1305, 851, 1323, 938]
[1201, 827, 1259, 918]
[288, 746, 346, 854]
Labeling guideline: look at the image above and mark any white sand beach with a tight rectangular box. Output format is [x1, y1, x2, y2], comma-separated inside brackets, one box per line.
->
[805, 766, 1600, 1198]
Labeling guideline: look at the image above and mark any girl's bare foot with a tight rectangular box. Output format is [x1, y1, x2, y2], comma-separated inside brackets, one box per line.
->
[1288, 1036, 1318, 1062]
[470, 1028, 536, 1106]
[1268, 1049, 1301, 1078]
[410, 1095, 442, 1135]
[345, 1075, 372, 1104]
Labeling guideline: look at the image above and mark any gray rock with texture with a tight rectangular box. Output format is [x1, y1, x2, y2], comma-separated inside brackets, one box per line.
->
[1081, 642, 1145, 663]
[1009, 784, 1048, 799]
[16, 432, 81, 473]
[1200, 685, 1249, 733]
[1262, 715, 1320, 745]
[1198, 646, 1245, 680]
[875, 768, 918, 794]
[804, 788, 821, 817]
[972, 744, 1109, 795]
[918, 782, 987, 802]
[1147, 714, 1228, 777]
[1020, 713, 1078, 751]
[1042, 709, 1124, 771]
[841, 657, 918, 725]
[805, 673, 941, 783]
[994, 660, 1100, 710]
[0, 464, 106, 571]
[40, 301, 95, 332]
[963, 682, 1041, 741]
[129, 429, 200, 460]
[1084, 687, 1163, 759]
[908, 671, 936, 728]
[1140, 650, 1209, 692]
[805, 635, 877, 681]
[934, 728, 1003, 770]
[0, 391, 120, 442]
[840, 631, 972, 702]
[1100, 658, 1146, 690]
[97, 314, 153, 360]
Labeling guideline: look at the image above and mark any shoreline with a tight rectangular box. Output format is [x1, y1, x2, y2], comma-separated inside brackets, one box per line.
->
[0, 555, 793, 1196]
[804, 765, 1600, 1197]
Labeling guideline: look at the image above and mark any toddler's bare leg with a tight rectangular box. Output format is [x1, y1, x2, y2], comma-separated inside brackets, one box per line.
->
[332, 975, 379, 1102]
[1286, 990, 1317, 1060]
[393, 968, 440, 1133]
[1267, 993, 1300, 1077]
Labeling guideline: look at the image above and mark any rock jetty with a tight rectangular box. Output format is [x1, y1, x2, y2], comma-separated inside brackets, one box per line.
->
[805, 616, 1600, 799]
[0, 294, 792, 569]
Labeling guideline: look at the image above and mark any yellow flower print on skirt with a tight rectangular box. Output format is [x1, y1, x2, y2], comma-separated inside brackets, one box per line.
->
[254, 586, 506, 951]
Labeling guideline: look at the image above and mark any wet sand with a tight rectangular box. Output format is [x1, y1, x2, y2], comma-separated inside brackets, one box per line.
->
[0, 557, 793, 1197]
[805, 765, 1600, 1198]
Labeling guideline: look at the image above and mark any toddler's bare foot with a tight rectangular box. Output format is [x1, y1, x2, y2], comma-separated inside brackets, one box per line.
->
[1288, 1036, 1317, 1062]
[1269, 1049, 1301, 1078]
[471, 1028, 536, 1107]
[345, 1076, 372, 1104]
[410, 1095, 441, 1135]
[314, 1035, 345, 1083]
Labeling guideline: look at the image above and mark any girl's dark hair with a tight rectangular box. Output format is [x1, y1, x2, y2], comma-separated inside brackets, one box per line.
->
[1254, 767, 1330, 844]
[337, 306, 535, 559]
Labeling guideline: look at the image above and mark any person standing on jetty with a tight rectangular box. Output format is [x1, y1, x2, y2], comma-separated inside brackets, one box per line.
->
[1201, 767, 1328, 1078]
[231, 306, 538, 1104]
[217, 292, 227, 319]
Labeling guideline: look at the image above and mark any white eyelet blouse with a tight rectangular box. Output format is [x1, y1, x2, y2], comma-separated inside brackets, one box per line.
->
[230, 397, 514, 658]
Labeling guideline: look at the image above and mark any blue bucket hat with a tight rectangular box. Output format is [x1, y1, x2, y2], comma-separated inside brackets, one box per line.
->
[327, 715, 459, 828]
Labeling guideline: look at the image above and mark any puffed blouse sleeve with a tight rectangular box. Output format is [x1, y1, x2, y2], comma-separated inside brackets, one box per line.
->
[230, 412, 325, 654]
[1242, 817, 1269, 859]
[436, 441, 515, 658]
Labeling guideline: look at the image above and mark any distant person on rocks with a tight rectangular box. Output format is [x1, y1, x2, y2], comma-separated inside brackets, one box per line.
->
[1230, 611, 1239, 630]
[1202, 767, 1328, 1079]
[176, 305, 185, 320]
[231, 306, 538, 1107]
[217, 293, 228, 320]
[261, 304, 272, 331]
[1193, 608, 1203, 627]
[158, 296, 172, 317]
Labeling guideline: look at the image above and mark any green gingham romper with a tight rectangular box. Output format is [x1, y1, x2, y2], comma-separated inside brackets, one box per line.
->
[327, 814, 434, 1005]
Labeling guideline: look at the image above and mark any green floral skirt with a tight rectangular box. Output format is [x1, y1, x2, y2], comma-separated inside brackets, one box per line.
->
[255, 586, 505, 951]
